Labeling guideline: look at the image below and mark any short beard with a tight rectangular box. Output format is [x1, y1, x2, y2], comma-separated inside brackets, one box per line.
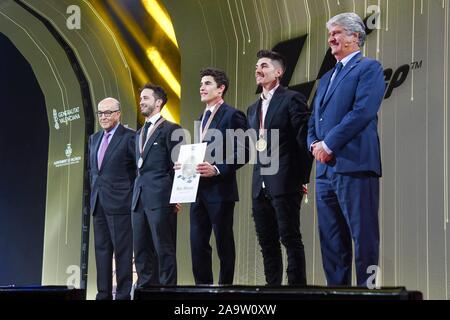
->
[141, 105, 155, 117]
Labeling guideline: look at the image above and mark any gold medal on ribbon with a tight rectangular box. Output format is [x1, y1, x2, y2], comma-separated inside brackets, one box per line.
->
[257, 99, 268, 152]
[255, 137, 267, 152]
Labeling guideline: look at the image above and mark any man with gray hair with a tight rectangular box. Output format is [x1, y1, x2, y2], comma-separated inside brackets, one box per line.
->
[307, 12, 385, 287]
[88, 97, 136, 299]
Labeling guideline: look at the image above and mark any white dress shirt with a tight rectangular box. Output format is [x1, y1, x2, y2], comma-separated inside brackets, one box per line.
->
[260, 84, 279, 130]
[260, 84, 279, 188]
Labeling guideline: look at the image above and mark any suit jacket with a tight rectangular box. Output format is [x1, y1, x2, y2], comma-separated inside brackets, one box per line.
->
[247, 86, 312, 199]
[88, 124, 136, 215]
[197, 103, 248, 203]
[132, 118, 183, 211]
[307, 52, 385, 177]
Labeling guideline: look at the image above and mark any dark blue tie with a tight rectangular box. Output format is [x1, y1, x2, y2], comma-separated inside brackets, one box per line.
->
[333, 61, 343, 81]
[142, 121, 151, 148]
[323, 62, 344, 102]
[202, 110, 212, 131]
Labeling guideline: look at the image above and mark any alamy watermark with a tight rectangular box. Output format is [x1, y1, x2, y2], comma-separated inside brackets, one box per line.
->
[366, 265, 381, 289]
[170, 126, 283, 176]
[66, 5, 81, 30]
[366, 5, 381, 30]
[66, 264, 80, 288]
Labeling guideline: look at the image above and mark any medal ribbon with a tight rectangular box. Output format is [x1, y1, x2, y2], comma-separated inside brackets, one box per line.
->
[259, 102, 265, 138]
[139, 117, 166, 156]
[200, 100, 223, 142]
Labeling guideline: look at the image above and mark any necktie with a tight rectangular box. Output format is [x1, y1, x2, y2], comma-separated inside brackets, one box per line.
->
[142, 121, 151, 148]
[98, 132, 111, 169]
[332, 61, 343, 82]
[323, 62, 344, 102]
[202, 110, 212, 131]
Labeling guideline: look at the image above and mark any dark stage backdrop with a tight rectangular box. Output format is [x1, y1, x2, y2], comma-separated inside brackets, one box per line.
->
[0, 32, 48, 286]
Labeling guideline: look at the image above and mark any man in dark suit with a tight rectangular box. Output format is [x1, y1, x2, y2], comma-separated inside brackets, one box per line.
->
[88, 97, 136, 300]
[132, 84, 182, 287]
[189, 68, 248, 285]
[247, 50, 312, 285]
[307, 13, 385, 286]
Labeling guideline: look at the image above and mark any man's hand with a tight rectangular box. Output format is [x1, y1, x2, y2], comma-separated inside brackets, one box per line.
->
[312, 141, 334, 164]
[196, 162, 217, 177]
[311, 141, 320, 157]
[175, 203, 182, 214]
[173, 162, 181, 171]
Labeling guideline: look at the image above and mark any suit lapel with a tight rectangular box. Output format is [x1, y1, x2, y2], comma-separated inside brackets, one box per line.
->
[135, 129, 141, 162]
[264, 86, 285, 129]
[141, 123, 163, 163]
[249, 100, 261, 131]
[99, 124, 124, 170]
[317, 71, 333, 112]
[195, 113, 203, 143]
[207, 104, 226, 131]
[322, 53, 363, 108]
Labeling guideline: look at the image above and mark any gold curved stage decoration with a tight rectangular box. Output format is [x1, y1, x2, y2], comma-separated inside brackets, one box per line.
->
[90, 0, 181, 124]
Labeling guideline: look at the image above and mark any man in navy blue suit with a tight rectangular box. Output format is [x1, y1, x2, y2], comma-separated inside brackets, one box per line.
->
[189, 68, 248, 284]
[247, 50, 312, 285]
[88, 97, 136, 300]
[307, 12, 385, 286]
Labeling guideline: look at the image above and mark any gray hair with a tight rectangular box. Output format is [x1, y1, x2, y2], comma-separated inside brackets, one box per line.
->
[326, 12, 366, 47]
[98, 97, 121, 110]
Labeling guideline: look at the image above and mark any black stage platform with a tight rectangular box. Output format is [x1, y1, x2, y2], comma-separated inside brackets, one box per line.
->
[134, 285, 423, 300]
[0, 285, 422, 300]
[0, 286, 84, 300]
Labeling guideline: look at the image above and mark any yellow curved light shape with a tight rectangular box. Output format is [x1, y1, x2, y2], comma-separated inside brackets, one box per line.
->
[142, 0, 179, 48]
[146, 46, 181, 98]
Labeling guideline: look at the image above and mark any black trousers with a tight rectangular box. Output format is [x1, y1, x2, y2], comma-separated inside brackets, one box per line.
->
[93, 203, 133, 300]
[132, 198, 177, 287]
[252, 189, 306, 285]
[190, 200, 236, 285]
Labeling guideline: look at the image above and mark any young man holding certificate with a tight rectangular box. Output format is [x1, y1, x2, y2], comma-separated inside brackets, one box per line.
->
[189, 68, 248, 285]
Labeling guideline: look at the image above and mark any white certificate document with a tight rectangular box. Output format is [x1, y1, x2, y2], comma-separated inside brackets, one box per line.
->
[170, 142, 207, 203]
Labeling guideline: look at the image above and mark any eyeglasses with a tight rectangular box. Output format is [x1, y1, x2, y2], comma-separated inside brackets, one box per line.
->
[96, 110, 120, 117]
